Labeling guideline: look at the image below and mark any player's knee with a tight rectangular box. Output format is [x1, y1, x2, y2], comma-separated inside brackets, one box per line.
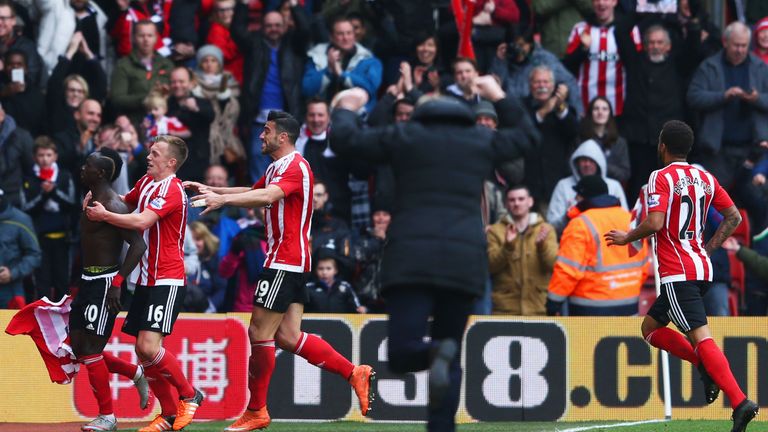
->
[641, 319, 658, 340]
[274, 328, 299, 351]
[248, 322, 274, 343]
[135, 340, 160, 361]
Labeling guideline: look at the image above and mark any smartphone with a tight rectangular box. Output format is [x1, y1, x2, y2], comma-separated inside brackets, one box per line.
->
[636, 0, 677, 14]
[11, 68, 23, 84]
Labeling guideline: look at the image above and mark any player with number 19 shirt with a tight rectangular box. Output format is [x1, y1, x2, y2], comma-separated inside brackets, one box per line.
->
[646, 163, 733, 284]
[187, 111, 374, 432]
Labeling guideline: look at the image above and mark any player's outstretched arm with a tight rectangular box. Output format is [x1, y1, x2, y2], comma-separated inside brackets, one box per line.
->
[196, 184, 286, 215]
[86, 202, 161, 231]
[706, 205, 742, 256]
[605, 212, 664, 246]
[183, 180, 251, 195]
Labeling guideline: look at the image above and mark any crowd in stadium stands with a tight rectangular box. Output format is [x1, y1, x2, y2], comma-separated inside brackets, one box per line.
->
[2, 0, 768, 317]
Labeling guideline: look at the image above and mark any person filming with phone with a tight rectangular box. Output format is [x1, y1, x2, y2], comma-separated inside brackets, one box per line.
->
[0, 49, 46, 137]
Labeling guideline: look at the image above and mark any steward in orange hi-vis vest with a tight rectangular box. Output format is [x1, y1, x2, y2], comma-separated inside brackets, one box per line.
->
[547, 175, 648, 316]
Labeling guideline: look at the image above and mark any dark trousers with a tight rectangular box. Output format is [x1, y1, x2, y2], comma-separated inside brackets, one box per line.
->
[35, 235, 70, 301]
[386, 285, 475, 432]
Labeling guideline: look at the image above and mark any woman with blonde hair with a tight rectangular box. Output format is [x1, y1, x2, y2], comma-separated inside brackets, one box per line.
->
[188, 222, 227, 312]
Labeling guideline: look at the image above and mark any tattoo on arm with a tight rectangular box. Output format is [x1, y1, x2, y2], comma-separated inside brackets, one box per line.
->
[706, 209, 742, 255]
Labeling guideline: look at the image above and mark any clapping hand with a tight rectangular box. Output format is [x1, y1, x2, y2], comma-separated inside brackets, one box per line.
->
[331, 87, 369, 111]
[535, 226, 551, 245]
[474, 75, 505, 102]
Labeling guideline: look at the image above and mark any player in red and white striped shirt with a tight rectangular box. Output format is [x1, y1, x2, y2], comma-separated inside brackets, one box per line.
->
[187, 111, 374, 431]
[564, 0, 641, 115]
[605, 121, 758, 430]
[85, 136, 203, 431]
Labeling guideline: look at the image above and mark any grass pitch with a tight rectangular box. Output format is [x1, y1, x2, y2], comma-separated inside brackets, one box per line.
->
[129, 419, 766, 432]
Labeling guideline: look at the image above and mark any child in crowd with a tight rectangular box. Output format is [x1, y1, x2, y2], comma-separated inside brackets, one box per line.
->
[305, 248, 367, 314]
[20, 137, 76, 301]
[142, 92, 191, 141]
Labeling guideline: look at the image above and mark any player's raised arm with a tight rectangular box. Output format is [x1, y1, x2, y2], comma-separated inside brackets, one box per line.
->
[705, 205, 742, 256]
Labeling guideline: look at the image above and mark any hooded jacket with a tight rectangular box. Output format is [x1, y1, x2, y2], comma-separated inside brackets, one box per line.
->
[487, 212, 557, 315]
[547, 139, 628, 233]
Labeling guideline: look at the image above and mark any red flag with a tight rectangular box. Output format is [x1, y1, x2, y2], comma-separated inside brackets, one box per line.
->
[5, 296, 79, 384]
[452, 0, 476, 59]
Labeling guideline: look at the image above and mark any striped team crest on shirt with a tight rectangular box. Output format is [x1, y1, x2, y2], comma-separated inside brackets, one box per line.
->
[647, 163, 734, 284]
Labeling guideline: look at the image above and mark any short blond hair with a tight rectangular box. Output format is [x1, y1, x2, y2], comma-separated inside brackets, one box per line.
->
[143, 92, 167, 112]
[64, 74, 89, 98]
[153, 135, 188, 170]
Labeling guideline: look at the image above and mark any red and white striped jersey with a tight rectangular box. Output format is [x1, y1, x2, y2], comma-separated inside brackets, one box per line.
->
[253, 151, 314, 273]
[147, 116, 190, 139]
[125, 174, 187, 286]
[646, 162, 734, 284]
[565, 22, 641, 115]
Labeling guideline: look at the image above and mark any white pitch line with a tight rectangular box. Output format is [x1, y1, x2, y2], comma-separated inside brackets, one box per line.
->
[557, 419, 668, 432]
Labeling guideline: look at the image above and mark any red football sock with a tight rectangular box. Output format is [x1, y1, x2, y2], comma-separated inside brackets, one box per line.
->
[102, 352, 139, 380]
[696, 338, 746, 409]
[142, 361, 178, 416]
[247, 340, 275, 411]
[293, 332, 355, 379]
[645, 327, 699, 365]
[144, 348, 195, 399]
[79, 354, 113, 415]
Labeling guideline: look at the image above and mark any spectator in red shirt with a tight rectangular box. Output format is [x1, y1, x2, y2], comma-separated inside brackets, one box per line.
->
[206, 0, 244, 84]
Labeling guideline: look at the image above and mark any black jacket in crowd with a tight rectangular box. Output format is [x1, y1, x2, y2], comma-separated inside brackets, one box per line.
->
[615, 12, 702, 146]
[0, 120, 33, 207]
[1, 81, 46, 137]
[231, 1, 309, 131]
[304, 279, 362, 313]
[47, 56, 108, 136]
[523, 96, 579, 203]
[20, 168, 76, 234]
[168, 95, 215, 182]
[330, 96, 537, 297]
